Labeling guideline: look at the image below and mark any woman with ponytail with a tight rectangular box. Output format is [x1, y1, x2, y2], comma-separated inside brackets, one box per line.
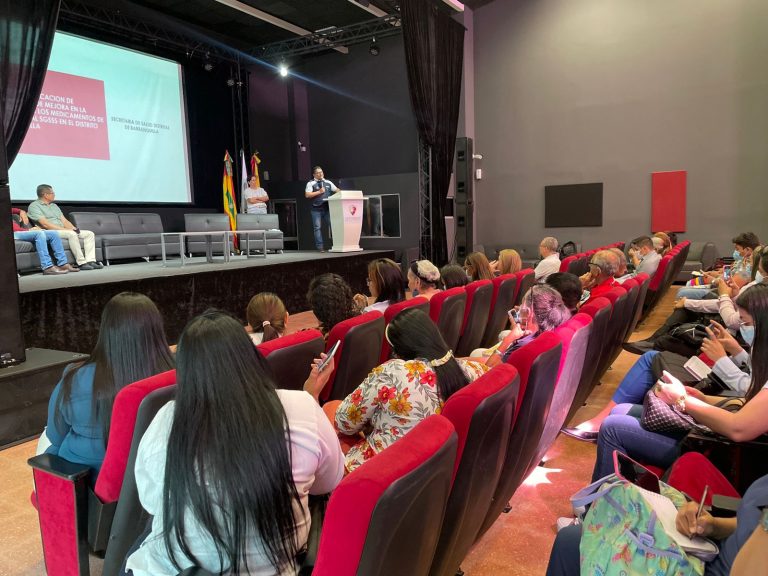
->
[126, 311, 344, 576]
[246, 292, 288, 344]
[306, 308, 487, 473]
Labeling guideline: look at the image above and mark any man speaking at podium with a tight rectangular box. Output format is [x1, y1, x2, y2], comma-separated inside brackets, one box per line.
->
[305, 166, 339, 252]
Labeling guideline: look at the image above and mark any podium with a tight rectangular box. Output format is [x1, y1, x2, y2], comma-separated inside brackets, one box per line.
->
[327, 190, 364, 252]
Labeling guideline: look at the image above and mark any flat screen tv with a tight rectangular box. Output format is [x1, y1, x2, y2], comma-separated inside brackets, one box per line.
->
[544, 183, 603, 227]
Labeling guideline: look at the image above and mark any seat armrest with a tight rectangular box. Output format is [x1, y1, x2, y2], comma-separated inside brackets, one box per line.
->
[711, 494, 741, 518]
[28, 453, 91, 481]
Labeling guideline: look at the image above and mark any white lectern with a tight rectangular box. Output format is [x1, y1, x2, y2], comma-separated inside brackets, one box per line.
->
[327, 190, 364, 252]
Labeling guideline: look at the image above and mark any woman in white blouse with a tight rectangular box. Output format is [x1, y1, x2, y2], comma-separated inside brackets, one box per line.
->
[126, 311, 344, 576]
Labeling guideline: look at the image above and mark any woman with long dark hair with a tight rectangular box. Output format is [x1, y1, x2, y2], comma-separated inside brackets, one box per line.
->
[464, 251, 494, 281]
[307, 308, 487, 473]
[352, 258, 406, 314]
[590, 284, 768, 480]
[44, 292, 174, 474]
[126, 311, 344, 576]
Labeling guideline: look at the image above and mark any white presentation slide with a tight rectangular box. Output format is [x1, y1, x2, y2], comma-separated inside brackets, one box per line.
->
[9, 32, 192, 203]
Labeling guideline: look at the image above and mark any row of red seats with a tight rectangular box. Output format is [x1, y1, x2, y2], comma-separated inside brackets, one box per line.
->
[558, 241, 626, 276]
[27, 242, 690, 576]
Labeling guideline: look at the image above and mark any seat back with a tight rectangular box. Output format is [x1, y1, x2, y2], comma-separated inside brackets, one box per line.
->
[429, 365, 520, 576]
[117, 213, 164, 234]
[257, 330, 325, 391]
[183, 213, 230, 254]
[236, 213, 280, 230]
[526, 315, 592, 474]
[314, 415, 457, 576]
[380, 298, 430, 363]
[566, 297, 612, 423]
[429, 288, 467, 352]
[322, 312, 385, 402]
[481, 274, 518, 347]
[477, 332, 562, 539]
[591, 286, 629, 385]
[626, 272, 650, 336]
[456, 281, 493, 357]
[559, 255, 577, 273]
[69, 212, 123, 235]
[642, 254, 673, 316]
[513, 268, 535, 305]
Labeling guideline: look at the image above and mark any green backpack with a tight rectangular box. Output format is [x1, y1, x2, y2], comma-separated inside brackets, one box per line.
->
[571, 475, 715, 576]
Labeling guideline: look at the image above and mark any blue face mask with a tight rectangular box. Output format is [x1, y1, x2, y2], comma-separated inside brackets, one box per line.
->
[740, 325, 755, 346]
[411, 288, 420, 298]
[756, 271, 764, 284]
[733, 249, 743, 261]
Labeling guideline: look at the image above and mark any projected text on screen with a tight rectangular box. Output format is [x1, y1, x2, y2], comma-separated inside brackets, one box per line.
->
[10, 32, 192, 204]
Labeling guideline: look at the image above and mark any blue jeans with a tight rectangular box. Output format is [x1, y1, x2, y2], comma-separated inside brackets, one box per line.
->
[676, 286, 714, 300]
[14, 230, 67, 270]
[546, 525, 581, 576]
[592, 404, 685, 481]
[611, 351, 659, 404]
[311, 206, 331, 250]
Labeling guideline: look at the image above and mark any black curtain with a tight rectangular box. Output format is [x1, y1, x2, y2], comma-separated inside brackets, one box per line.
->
[402, 0, 464, 265]
[0, 0, 61, 168]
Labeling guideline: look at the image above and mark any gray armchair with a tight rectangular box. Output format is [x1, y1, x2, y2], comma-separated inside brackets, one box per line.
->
[236, 213, 284, 253]
[183, 214, 230, 256]
[676, 241, 718, 282]
[118, 213, 180, 258]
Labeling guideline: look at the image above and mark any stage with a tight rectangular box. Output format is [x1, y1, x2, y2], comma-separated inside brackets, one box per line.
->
[18, 250, 394, 354]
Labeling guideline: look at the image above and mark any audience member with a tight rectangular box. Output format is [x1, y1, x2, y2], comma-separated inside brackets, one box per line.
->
[483, 285, 571, 368]
[27, 184, 102, 270]
[628, 236, 661, 276]
[246, 292, 287, 344]
[44, 293, 174, 476]
[490, 248, 523, 276]
[652, 231, 672, 255]
[546, 272, 583, 314]
[306, 308, 487, 473]
[547, 471, 768, 576]
[11, 207, 78, 275]
[306, 273, 359, 337]
[579, 250, 620, 307]
[589, 284, 768, 480]
[609, 247, 630, 282]
[464, 251, 494, 281]
[534, 236, 560, 281]
[126, 310, 343, 575]
[243, 175, 269, 214]
[407, 259, 442, 300]
[440, 264, 470, 289]
[352, 258, 405, 314]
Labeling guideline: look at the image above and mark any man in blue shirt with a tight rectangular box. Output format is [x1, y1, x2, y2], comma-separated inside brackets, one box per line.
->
[304, 166, 338, 252]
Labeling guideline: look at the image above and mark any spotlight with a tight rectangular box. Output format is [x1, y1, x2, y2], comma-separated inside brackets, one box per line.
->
[278, 64, 289, 77]
[203, 52, 213, 72]
[369, 37, 380, 56]
[226, 78, 235, 87]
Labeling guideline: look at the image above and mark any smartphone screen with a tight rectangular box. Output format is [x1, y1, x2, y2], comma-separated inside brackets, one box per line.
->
[614, 451, 660, 493]
[722, 265, 731, 280]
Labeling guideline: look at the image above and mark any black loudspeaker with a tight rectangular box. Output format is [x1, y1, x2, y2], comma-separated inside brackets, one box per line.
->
[0, 138, 26, 365]
[454, 136, 474, 261]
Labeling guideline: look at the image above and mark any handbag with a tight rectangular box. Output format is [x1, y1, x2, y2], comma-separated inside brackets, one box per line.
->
[654, 322, 710, 357]
[640, 391, 709, 434]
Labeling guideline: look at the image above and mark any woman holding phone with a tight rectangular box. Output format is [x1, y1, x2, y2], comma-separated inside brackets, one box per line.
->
[589, 284, 768, 481]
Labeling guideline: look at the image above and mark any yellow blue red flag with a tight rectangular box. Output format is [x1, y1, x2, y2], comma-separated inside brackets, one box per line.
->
[222, 150, 238, 249]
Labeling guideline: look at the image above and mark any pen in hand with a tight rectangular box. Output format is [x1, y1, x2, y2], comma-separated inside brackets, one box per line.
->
[694, 485, 710, 537]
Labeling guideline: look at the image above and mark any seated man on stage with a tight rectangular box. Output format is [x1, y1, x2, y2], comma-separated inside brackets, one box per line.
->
[305, 166, 338, 252]
[11, 208, 78, 275]
[244, 176, 269, 214]
[27, 184, 102, 270]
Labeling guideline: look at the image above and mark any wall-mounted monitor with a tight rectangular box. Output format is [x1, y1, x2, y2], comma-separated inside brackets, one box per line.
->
[544, 183, 603, 227]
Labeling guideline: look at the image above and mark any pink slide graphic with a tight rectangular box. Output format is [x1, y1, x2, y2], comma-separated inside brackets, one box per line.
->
[20, 70, 110, 160]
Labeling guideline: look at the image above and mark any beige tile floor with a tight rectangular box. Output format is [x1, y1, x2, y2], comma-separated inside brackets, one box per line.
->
[0, 290, 676, 575]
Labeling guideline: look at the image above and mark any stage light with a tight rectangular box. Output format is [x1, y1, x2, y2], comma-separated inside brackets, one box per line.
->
[369, 38, 380, 56]
[279, 64, 289, 77]
[203, 52, 214, 72]
[226, 78, 235, 87]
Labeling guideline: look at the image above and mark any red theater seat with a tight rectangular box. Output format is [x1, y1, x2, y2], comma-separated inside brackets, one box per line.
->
[513, 268, 535, 306]
[321, 311, 385, 402]
[313, 415, 457, 576]
[257, 330, 325, 391]
[455, 280, 493, 357]
[559, 255, 577, 273]
[29, 370, 177, 576]
[481, 273, 518, 348]
[429, 364, 520, 576]
[380, 297, 430, 363]
[429, 287, 467, 352]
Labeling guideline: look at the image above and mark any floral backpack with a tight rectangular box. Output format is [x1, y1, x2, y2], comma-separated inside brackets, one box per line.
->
[571, 475, 717, 576]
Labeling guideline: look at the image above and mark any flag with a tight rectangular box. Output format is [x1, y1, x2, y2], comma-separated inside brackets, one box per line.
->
[250, 152, 261, 188]
[240, 149, 248, 214]
[222, 150, 238, 249]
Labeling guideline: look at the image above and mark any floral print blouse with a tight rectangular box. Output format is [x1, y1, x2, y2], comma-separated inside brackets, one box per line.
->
[335, 358, 488, 473]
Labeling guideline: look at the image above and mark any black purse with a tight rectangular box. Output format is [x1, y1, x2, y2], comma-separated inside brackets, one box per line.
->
[654, 322, 709, 357]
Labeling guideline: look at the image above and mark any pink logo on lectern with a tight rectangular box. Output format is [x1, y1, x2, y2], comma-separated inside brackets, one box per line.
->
[20, 70, 110, 160]
[349, 206, 357, 216]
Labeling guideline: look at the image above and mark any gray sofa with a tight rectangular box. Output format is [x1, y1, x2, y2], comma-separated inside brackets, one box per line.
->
[183, 213, 284, 256]
[15, 235, 105, 273]
[676, 241, 718, 282]
[69, 212, 181, 264]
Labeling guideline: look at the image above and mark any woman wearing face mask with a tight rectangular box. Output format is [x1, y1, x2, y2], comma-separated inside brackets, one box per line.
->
[588, 284, 768, 479]
[407, 260, 442, 301]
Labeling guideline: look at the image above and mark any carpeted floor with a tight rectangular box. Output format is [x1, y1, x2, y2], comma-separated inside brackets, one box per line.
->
[0, 288, 676, 575]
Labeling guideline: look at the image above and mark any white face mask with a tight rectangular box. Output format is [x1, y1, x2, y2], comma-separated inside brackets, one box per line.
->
[740, 325, 755, 346]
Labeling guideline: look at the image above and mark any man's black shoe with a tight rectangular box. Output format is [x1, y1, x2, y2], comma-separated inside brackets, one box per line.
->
[561, 428, 598, 443]
[78, 263, 95, 270]
[87, 261, 104, 269]
[622, 339, 655, 355]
